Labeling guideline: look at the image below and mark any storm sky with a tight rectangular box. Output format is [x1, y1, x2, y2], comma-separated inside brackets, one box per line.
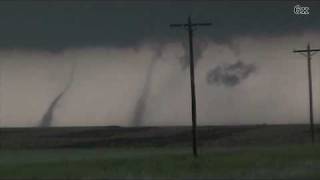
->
[0, 1, 320, 127]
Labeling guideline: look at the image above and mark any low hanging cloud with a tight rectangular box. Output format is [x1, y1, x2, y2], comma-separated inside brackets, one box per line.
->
[1, 30, 320, 127]
[206, 60, 256, 87]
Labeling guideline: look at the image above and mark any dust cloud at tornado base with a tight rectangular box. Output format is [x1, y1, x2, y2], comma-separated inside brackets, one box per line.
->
[0, 31, 319, 127]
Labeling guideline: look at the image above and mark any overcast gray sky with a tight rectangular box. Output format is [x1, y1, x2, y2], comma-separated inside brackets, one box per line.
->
[0, 1, 320, 127]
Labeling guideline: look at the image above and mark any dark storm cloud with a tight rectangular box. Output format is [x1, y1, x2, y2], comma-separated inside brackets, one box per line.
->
[207, 60, 256, 87]
[0, 1, 319, 51]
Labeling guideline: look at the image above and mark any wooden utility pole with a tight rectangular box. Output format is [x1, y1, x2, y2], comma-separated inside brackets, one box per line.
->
[293, 43, 320, 144]
[170, 16, 211, 157]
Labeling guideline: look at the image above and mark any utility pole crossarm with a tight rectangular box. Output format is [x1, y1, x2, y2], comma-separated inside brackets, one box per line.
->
[293, 49, 320, 53]
[170, 23, 212, 28]
[192, 23, 212, 26]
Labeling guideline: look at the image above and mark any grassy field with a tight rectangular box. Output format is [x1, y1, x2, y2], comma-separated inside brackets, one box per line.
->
[1, 124, 320, 179]
[1, 144, 320, 179]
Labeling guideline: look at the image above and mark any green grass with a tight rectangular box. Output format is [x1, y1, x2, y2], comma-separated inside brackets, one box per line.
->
[1, 144, 320, 179]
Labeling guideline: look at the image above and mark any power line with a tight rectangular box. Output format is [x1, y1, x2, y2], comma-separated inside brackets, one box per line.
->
[170, 16, 212, 157]
[293, 43, 320, 144]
